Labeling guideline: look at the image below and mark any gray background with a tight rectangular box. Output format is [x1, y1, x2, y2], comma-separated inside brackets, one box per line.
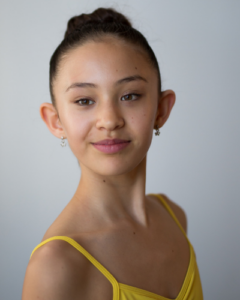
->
[1, 0, 240, 299]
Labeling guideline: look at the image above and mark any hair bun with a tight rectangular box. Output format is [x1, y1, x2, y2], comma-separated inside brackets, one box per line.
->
[64, 8, 132, 38]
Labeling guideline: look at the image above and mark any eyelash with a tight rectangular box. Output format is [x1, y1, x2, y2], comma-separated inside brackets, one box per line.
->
[120, 93, 140, 101]
[76, 99, 95, 106]
[76, 93, 141, 106]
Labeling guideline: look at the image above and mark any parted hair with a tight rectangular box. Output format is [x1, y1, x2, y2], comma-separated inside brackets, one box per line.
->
[49, 7, 162, 106]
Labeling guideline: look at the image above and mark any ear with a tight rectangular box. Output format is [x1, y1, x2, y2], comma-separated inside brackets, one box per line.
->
[39, 103, 66, 138]
[154, 90, 176, 129]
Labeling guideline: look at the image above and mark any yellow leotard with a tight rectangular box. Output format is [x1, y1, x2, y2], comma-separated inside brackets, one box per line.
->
[31, 194, 203, 300]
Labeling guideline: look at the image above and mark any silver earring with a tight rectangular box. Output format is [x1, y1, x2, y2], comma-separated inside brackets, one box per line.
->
[154, 125, 160, 136]
[60, 136, 66, 147]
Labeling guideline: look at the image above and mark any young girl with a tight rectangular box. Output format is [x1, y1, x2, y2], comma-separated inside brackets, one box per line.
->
[22, 8, 203, 300]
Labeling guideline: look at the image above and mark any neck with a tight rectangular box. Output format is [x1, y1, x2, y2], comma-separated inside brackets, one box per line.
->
[71, 156, 148, 227]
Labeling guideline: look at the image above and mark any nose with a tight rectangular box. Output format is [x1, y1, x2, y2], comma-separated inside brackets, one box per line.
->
[95, 101, 125, 132]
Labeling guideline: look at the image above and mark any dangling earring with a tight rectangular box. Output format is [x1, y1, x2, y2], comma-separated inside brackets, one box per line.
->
[60, 136, 66, 147]
[154, 125, 160, 136]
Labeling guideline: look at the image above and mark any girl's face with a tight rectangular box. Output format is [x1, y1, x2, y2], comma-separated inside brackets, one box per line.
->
[52, 38, 160, 176]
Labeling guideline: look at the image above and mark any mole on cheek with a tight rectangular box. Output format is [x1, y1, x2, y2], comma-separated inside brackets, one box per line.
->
[135, 67, 137, 70]
[103, 180, 106, 182]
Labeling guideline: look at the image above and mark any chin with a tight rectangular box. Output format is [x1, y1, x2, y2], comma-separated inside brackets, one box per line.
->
[82, 155, 145, 177]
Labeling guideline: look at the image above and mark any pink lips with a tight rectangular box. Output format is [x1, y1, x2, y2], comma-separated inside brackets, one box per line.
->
[92, 139, 131, 154]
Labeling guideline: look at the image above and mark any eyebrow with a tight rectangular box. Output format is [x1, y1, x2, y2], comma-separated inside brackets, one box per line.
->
[65, 75, 147, 92]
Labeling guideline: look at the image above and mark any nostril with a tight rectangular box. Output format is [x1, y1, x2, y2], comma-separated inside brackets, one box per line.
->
[96, 114, 125, 131]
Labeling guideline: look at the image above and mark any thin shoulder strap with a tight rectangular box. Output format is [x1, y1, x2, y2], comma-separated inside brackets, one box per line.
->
[31, 236, 119, 300]
[148, 194, 187, 238]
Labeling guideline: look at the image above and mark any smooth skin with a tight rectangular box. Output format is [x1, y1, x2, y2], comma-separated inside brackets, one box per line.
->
[22, 36, 189, 300]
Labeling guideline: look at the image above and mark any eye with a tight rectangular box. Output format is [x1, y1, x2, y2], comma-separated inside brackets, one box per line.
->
[121, 94, 140, 101]
[76, 99, 95, 106]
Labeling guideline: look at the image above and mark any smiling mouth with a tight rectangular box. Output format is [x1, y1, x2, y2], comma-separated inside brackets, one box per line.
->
[92, 139, 131, 145]
[92, 139, 131, 153]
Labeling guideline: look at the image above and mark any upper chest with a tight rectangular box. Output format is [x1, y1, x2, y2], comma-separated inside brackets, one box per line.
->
[72, 207, 190, 299]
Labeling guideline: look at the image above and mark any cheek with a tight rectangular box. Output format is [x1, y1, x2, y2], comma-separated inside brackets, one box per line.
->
[60, 110, 92, 152]
[128, 106, 155, 153]
[130, 105, 155, 133]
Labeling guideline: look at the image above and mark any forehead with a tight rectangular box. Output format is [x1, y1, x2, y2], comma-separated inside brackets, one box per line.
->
[55, 38, 157, 90]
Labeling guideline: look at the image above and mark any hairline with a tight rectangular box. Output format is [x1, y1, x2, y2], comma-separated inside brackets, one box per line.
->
[51, 33, 160, 107]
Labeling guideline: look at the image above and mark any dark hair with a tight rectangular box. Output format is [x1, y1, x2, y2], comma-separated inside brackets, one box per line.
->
[50, 8, 162, 106]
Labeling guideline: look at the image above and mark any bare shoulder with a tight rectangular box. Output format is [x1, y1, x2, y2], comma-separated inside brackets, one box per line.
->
[22, 239, 89, 300]
[159, 193, 188, 233]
